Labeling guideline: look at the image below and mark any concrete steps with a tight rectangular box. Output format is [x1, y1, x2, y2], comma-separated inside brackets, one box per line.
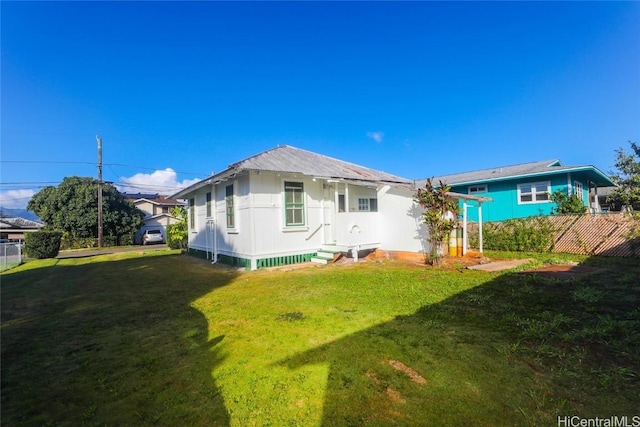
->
[310, 247, 343, 265]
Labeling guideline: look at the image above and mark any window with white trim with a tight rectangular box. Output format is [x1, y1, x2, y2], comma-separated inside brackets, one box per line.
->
[284, 181, 305, 226]
[574, 181, 584, 200]
[225, 185, 235, 228]
[468, 185, 487, 194]
[518, 181, 550, 204]
[206, 192, 212, 217]
[357, 198, 378, 212]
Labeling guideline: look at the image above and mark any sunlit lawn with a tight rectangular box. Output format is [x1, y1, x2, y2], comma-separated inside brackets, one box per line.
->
[1, 249, 638, 426]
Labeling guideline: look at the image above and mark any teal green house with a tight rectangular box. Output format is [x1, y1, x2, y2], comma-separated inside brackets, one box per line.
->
[417, 160, 616, 222]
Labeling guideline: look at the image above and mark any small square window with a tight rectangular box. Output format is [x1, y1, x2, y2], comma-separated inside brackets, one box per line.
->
[358, 198, 370, 211]
[469, 185, 487, 194]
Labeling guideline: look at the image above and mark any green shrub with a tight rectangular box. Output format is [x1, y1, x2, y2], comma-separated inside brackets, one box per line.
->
[25, 231, 63, 259]
[483, 217, 555, 252]
[167, 222, 187, 249]
[550, 190, 587, 215]
[60, 235, 97, 250]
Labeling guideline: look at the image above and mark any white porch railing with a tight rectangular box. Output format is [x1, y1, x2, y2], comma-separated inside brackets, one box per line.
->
[334, 212, 379, 248]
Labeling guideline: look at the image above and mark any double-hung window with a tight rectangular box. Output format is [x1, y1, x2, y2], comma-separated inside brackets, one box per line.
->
[189, 198, 195, 229]
[225, 185, 235, 228]
[284, 181, 305, 226]
[518, 181, 550, 203]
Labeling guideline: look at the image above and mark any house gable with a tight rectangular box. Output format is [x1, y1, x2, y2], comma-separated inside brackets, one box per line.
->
[124, 193, 186, 218]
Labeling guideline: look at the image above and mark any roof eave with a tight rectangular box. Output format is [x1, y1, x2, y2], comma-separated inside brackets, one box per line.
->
[443, 166, 616, 187]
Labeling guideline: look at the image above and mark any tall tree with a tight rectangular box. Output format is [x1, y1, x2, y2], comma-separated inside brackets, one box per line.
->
[27, 176, 144, 240]
[608, 141, 640, 211]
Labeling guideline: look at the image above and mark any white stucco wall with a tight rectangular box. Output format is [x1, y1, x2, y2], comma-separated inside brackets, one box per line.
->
[187, 171, 326, 260]
[184, 173, 429, 263]
[376, 185, 428, 253]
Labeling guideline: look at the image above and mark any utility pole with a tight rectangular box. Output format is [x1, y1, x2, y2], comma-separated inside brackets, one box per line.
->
[96, 136, 103, 248]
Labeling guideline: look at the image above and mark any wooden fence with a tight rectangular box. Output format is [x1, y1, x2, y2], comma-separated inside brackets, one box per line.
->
[468, 213, 640, 257]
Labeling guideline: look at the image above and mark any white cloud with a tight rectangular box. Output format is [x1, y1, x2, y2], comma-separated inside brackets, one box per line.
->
[367, 131, 384, 143]
[118, 168, 200, 196]
[0, 189, 36, 209]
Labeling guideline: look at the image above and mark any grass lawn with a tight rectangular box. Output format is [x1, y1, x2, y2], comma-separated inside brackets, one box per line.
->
[1, 249, 639, 426]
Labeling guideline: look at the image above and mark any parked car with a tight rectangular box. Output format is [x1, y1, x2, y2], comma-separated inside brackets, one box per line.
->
[141, 229, 164, 245]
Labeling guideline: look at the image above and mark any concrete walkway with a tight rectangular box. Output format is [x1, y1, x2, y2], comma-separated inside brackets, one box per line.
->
[467, 258, 534, 272]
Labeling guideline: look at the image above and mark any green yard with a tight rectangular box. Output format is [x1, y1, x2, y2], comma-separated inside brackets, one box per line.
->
[1, 250, 638, 426]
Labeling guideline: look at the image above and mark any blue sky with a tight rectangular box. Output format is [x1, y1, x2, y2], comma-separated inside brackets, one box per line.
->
[2, 1, 639, 209]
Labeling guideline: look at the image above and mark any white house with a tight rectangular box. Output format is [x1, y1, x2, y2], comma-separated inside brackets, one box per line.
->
[124, 194, 186, 244]
[170, 145, 431, 269]
[0, 214, 44, 241]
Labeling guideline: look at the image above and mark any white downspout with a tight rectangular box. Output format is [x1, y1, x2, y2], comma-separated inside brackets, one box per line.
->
[478, 202, 483, 254]
[463, 200, 468, 256]
[320, 180, 325, 245]
[205, 219, 211, 260]
[213, 180, 218, 264]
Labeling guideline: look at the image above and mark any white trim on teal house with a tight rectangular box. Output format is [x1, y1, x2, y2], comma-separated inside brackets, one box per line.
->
[417, 160, 616, 222]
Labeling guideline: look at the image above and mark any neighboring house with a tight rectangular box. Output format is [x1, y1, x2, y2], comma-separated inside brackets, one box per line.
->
[0, 214, 44, 240]
[417, 160, 616, 222]
[124, 193, 186, 243]
[171, 145, 435, 270]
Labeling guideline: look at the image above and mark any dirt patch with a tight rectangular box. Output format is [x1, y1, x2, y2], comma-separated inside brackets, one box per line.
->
[387, 360, 426, 385]
[365, 371, 406, 404]
[386, 387, 406, 404]
[467, 258, 535, 272]
[520, 264, 606, 280]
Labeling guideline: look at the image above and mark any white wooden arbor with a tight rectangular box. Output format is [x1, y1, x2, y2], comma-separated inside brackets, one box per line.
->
[445, 192, 493, 255]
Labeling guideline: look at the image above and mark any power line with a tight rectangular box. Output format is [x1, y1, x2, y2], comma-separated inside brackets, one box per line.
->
[1, 159, 206, 176]
[1, 182, 62, 186]
[1, 180, 189, 191]
[1, 160, 96, 165]
[104, 163, 205, 176]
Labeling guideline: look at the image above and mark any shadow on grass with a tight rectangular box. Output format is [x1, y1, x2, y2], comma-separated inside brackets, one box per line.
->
[1, 253, 235, 426]
[281, 256, 640, 426]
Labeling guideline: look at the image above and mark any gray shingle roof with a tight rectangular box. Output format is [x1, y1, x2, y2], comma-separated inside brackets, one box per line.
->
[0, 216, 44, 229]
[227, 145, 410, 184]
[172, 146, 412, 199]
[417, 159, 615, 187]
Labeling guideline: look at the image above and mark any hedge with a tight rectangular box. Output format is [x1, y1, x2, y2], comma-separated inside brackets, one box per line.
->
[25, 231, 63, 259]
